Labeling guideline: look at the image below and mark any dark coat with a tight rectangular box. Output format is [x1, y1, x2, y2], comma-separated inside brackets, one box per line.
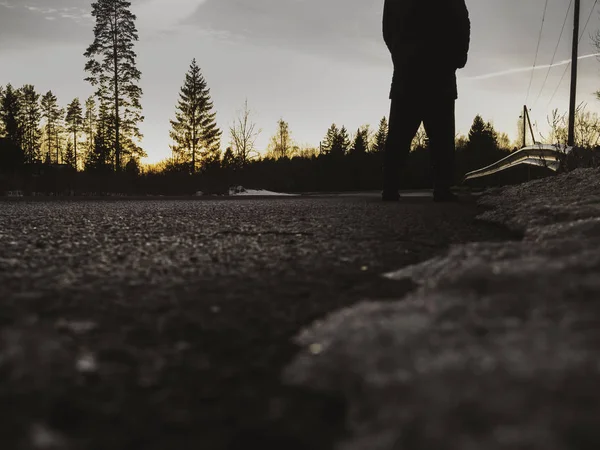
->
[383, 0, 471, 100]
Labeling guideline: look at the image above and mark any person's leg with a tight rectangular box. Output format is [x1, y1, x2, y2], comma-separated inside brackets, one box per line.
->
[382, 96, 423, 199]
[423, 96, 457, 201]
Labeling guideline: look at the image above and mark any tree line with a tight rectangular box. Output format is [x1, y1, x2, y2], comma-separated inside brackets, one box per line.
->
[1, 0, 597, 195]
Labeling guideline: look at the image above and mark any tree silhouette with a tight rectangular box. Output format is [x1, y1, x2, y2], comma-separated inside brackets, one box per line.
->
[221, 146, 237, 169]
[1, 84, 22, 148]
[169, 59, 222, 174]
[268, 118, 293, 159]
[321, 124, 339, 154]
[41, 91, 63, 164]
[0, 137, 24, 172]
[321, 124, 351, 157]
[66, 98, 84, 170]
[85, 133, 111, 172]
[64, 140, 75, 168]
[85, 0, 144, 172]
[372, 117, 388, 153]
[84, 97, 97, 159]
[18, 85, 42, 164]
[0, 85, 4, 137]
[467, 115, 498, 151]
[464, 115, 500, 171]
[334, 126, 350, 157]
[229, 99, 261, 166]
[350, 126, 369, 155]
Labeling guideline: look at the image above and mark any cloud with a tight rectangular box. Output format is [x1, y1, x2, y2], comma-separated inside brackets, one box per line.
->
[0, 0, 205, 47]
[135, 0, 206, 33]
[465, 53, 600, 81]
[184, 0, 388, 63]
[0, 1, 92, 46]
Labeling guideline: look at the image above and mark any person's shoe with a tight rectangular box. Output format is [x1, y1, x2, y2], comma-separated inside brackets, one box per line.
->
[433, 190, 458, 203]
[382, 190, 400, 201]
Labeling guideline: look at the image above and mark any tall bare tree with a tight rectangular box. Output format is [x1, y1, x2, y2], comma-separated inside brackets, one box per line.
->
[84, 0, 144, 171]
[229, 99, 261, 166]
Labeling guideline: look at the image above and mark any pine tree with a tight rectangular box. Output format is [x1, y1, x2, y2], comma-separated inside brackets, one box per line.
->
[1, 84, 22, 147]
[372, 117, 388, 153]
[467, 115, 498, 150]
[66, 98, 84, 170]
[64, 140, 75, 168]
[222, 146, 237, 169]
[351, 126, 369, 155]
[41, 91, 62, 163]
[465, 115, 499, 171]
[18, 85, 42, 163]
[85, 133, 111, 172]
[322, 124, 339, 154]
[331, 125, 350, 157]
[169, 59, 222, 173]
[84, 0, 144, 171]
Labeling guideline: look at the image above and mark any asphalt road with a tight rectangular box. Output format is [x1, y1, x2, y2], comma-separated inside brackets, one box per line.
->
[0, 195, 517, 450]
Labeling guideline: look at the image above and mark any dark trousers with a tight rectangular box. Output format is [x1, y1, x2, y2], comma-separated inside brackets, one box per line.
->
[383, 95, 456, 192]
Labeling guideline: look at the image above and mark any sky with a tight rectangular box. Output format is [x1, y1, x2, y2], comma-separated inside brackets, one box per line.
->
[1, 0, 600, 163]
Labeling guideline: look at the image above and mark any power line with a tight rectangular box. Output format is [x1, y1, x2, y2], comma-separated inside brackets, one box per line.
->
[526, 0, 550, 105]
[532, 0, 573, 108]
[546, 0, 599, 109]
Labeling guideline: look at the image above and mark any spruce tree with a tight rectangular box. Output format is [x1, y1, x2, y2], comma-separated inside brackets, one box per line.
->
[221, 146, 237, 169]
[330, 125, 350, 157]
[85, 0, 144, 171]
[322, 124, 339, 154]
[467, 115, 498, 151]
[373, 117, 388, 153]
[64, 140, 75, 168]
[169, 58, 221, 173]
[465, 115, 499, 171]
[66, 98, 84, 170]
[351, 126, 369, 155]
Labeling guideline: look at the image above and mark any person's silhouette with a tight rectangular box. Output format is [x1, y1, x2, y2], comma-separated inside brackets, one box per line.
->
[381, 0, 470, 202]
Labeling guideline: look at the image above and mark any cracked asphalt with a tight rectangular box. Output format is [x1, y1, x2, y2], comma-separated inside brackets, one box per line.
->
[0, 195, 517, 450]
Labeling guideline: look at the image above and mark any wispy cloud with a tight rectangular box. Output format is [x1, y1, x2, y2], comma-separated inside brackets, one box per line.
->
[464, 53, 600, 81]
[3, 2, 90, 23]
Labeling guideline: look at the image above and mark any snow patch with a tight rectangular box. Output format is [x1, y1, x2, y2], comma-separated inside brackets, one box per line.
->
[228, 186, 298, 196]
[282, 167, 600, 450]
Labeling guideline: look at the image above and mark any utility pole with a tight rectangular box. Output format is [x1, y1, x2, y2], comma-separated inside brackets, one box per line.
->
[525, 107, 536, 145]
[523, 105, 527, 148]
[568, 0, 581, 147]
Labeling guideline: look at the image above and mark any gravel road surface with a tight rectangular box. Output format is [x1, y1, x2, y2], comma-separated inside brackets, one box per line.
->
[0, 195, 515, 450]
